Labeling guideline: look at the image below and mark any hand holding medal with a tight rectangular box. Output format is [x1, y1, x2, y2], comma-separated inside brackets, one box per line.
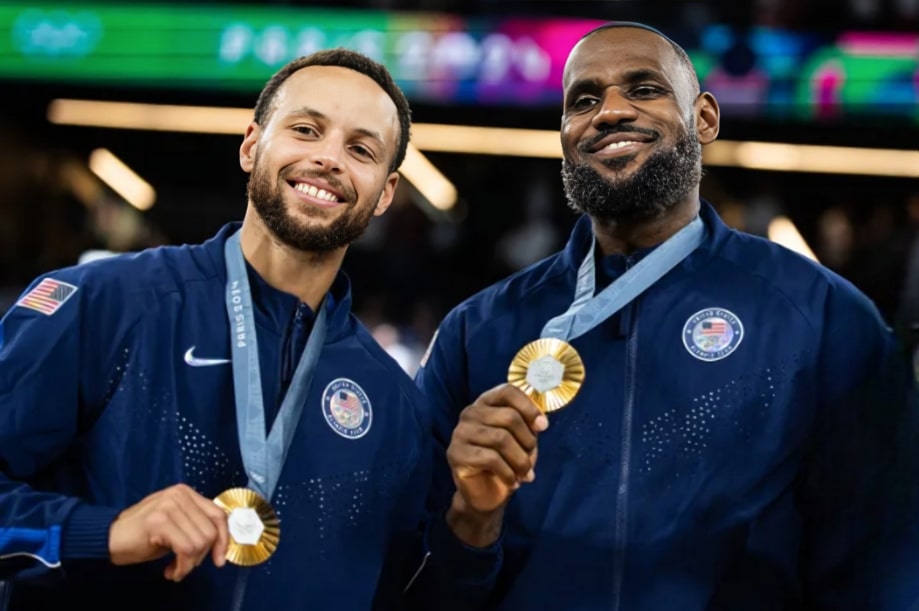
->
[507, 338, 585, 413]
[444, 218, 705, 548]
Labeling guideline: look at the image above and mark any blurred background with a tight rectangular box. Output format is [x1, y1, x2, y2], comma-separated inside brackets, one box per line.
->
[0, 0, 917, 373]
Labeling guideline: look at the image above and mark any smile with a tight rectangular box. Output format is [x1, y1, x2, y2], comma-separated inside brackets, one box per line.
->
[291, 181, 339, 203]
[591, 140, 645, 160]
[604, 140, 641, 150]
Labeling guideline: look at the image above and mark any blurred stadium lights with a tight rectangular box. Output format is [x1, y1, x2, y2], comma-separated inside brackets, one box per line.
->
[767, 215, 819, 262]
[50, 99, 458, 212]
[48, 99, 252, 135]
[87, 148, 156, 210]
[703, 140, 919, 178]
[400, 145, 459, 211]
[50, 99, 919, 180]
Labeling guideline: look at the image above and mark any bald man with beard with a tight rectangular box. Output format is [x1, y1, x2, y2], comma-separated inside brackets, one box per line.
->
[415, 22, 919, 611]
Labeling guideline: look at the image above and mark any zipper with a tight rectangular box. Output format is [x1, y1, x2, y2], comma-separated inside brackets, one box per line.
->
[230, 569, 251, 611]
[275, 304, 308, 428]
[612, 300, 640, 611]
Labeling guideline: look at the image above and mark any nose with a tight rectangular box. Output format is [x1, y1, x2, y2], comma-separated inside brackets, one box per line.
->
[308, 133, 345, 173]
[590, 88, 639, 129]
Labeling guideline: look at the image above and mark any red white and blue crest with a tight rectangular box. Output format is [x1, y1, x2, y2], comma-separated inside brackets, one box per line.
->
[322, 378, 372, 439]
[682, 308, 744, 362]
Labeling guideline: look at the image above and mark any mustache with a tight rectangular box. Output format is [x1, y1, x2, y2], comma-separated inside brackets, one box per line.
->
[578, 126, 660, 154]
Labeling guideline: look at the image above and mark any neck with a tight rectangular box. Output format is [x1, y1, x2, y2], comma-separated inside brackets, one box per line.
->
[591, 197, 701, 257]
[238, 207, 345, 311]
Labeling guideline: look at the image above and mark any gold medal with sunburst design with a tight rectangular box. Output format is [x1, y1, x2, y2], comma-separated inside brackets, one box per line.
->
[507, 338, 585, 413]
[213, 487, 280, 566]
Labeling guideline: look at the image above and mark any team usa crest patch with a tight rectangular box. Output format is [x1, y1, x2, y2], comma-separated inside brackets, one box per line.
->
[16, 278, 78, 316]
[682, 308, 744, 362]
[322, 378, 372, 439]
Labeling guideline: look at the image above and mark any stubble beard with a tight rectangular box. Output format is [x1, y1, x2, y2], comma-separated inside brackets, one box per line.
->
[247, 159, 379, 254]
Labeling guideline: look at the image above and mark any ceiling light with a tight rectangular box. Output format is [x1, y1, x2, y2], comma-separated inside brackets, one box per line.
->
[87, 148, 156, 210]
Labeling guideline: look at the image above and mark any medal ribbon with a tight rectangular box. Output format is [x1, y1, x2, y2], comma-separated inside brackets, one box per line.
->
[541, 215, 705, 341]
[224, 231, 327, 500]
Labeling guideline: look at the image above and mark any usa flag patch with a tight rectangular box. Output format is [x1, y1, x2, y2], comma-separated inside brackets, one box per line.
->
[16, 278, 78, 316]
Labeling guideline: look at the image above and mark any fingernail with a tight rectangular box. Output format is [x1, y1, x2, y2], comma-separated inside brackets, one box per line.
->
[526, 469, 535, 482]
[535, 415, 549, 431]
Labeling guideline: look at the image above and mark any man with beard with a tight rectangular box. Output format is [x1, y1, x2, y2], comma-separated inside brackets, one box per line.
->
[0, 49, 471, 610]
[415, 23, 919, 610]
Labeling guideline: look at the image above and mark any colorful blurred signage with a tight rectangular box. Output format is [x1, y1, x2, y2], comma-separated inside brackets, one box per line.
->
[1, 2, 917, 122]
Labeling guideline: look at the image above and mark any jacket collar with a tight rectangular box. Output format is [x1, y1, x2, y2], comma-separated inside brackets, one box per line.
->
[203, 223, 354, 341]
[559, 199, 728, 274]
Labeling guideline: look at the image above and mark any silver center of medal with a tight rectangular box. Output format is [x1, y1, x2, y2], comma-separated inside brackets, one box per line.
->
[526, 355, 564, 392]
[228, 507, 265, 545]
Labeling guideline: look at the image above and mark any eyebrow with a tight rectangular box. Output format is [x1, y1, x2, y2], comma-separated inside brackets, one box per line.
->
[285, 106, 387, 148]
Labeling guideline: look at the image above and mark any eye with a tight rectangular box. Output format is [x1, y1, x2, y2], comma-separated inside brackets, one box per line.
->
[568, 94, 599, 111]
[350, 143, 381, 162]
[629, 85, 665, 98]
[352, 144, 373, 158]
[292, 125, 318, 136]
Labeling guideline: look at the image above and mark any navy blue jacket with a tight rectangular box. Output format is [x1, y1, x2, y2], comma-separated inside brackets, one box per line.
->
[416, 202, 919, 610]
[0, 224, 431, 610]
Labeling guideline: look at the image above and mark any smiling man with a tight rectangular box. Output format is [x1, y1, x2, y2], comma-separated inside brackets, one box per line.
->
[415, 23, 919, 610]
[0, 49, 433, 610]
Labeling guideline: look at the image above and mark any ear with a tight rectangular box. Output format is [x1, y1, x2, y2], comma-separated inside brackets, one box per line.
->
[372, 172, 400, 217]
[694, 92, 720, 144]
[239, 122, 260, 173]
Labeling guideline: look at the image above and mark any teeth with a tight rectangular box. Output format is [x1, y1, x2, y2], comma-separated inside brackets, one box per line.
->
[294, 183, 339, 202]
[604, 140, 638, 150]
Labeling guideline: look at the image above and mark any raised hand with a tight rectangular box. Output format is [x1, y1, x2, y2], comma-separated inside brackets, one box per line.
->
[445, 384, 548, 546]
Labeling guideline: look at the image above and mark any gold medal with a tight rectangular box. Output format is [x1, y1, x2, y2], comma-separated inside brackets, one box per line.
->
[507, 338, 585, 413]
[213, 487, 280, 566]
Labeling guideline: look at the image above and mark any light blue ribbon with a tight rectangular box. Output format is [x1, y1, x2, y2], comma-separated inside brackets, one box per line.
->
[224, 231, 327, 500]
[541, 215, 705, 341]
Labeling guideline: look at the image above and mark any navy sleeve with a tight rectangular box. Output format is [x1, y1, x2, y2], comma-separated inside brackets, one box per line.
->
[371, 383, 435, 611]
[799, 279, 919, 610]
[404, 310, 502, 610]
[0, 273, 121, 580]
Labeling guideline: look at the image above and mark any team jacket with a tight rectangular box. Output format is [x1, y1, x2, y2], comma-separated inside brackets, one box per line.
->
[0, 224, 432, 610]
[416, 202, 919, 610]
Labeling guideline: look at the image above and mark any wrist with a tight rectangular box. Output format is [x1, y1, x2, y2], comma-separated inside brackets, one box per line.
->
[62, 504, 121, 560]
[446, 492, 505, 548]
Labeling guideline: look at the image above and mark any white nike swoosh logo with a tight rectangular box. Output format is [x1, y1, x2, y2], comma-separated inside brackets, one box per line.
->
[184, 346, 230, 367]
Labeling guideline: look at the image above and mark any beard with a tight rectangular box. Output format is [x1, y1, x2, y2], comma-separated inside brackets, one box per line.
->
[560, 121, 702, 222]
[247, 159, 379, 253]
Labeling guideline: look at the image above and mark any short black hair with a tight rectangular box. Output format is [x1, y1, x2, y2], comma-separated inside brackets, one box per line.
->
[253, 48, 412, 174]
[579, 22, 701, 98]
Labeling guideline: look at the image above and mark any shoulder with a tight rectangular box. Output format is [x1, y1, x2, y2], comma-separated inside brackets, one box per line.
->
[3, 231, 227, 337]
[79, 241, 218, 297]
[715, 228, 883, 329]
[441, 250, 569, 336]
[348, 317, 426, 403]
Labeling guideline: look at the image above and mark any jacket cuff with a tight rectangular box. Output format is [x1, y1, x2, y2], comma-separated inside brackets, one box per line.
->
[60, 504, 121, 559]
[426, 510, 503, 585]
